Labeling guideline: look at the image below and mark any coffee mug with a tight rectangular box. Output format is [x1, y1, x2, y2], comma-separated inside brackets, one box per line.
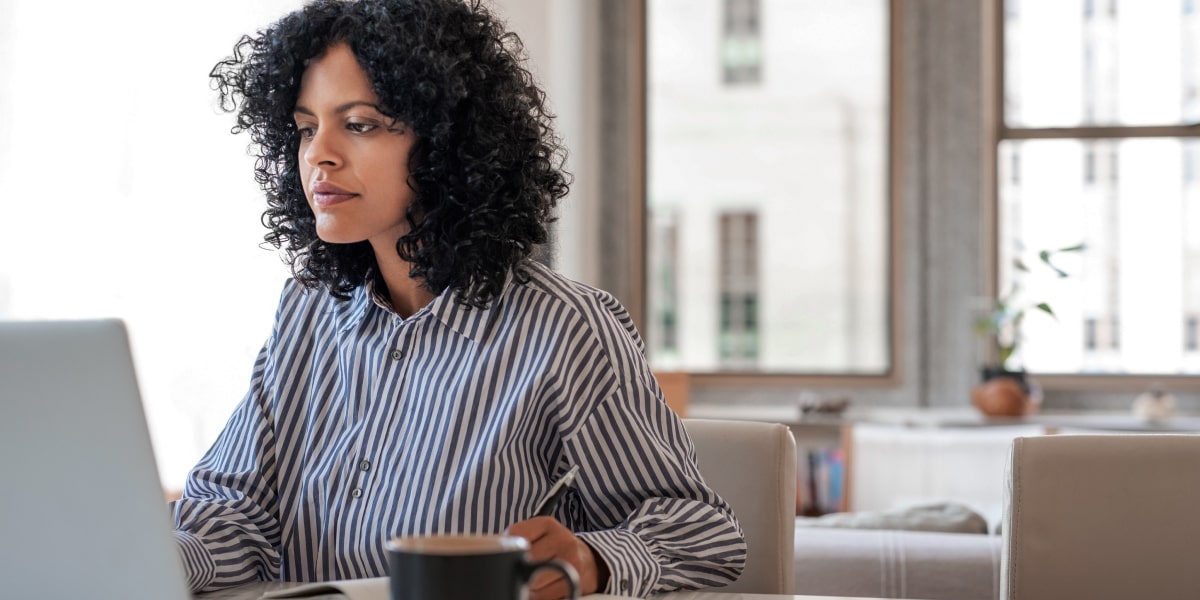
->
[386, 534, 579, 600]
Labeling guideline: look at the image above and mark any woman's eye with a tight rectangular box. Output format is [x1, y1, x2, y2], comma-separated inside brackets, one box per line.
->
[347, 121, 377, 134]
[296, 126, 315, 140]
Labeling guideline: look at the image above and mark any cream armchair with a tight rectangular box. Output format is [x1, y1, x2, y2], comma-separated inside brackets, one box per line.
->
[683, 418, 797, 594]
[1001, 434, 1200, 600]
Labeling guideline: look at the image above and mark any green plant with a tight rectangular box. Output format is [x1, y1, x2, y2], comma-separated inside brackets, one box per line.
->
[975, 243, 1086, 371]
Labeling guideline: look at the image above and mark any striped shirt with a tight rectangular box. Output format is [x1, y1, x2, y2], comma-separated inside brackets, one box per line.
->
[171, 260, 745, 596]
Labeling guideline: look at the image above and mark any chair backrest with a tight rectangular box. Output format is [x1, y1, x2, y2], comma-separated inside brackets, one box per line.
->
[1001, 434, 1200, 600]
[683, 418, 796, 594]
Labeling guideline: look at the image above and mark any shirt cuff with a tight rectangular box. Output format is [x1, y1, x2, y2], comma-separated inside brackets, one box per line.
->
[174, 529, 216, 592]
[576, 528, 661, 597]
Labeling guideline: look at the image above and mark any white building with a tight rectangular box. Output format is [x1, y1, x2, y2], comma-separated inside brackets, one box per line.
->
[647, 0, 889, 373]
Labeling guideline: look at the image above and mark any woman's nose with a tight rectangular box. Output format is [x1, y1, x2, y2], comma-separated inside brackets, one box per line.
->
[303, 128, 342, 168]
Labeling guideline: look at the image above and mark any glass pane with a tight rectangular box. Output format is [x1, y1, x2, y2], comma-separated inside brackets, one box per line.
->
[998, 138, 1200, 374]
[1006, 0, 1200, 127]
[646, 0, 890, 374]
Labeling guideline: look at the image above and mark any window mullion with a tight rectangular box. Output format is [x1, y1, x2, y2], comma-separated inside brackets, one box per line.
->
[1001, 124, 1200, 140]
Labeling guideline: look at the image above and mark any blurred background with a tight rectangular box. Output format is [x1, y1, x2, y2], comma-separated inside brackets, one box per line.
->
[3, 0, 1199, 489]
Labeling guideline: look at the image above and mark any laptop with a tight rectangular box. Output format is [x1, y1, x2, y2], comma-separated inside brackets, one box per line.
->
[0, 319, 191, 600]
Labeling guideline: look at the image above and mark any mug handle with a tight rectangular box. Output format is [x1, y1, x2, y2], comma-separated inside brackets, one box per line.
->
[521, 558, 580, 600]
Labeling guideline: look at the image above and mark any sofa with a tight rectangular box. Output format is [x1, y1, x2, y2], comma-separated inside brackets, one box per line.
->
[791, 507, 1002, 600]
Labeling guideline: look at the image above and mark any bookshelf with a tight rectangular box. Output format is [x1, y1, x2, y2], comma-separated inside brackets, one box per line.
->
[796, 424, 849, 516]
[682, 403, 850, 515]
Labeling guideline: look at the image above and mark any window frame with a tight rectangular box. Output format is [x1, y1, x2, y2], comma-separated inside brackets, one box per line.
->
[988, 0, 1200, 392]
[634, 0, 905, 386]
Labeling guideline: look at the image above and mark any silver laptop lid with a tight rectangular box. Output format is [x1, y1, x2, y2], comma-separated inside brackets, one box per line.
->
[0, 319, 190, 600]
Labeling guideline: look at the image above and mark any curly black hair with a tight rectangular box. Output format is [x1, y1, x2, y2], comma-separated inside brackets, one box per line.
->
[210, 0, 569, 307]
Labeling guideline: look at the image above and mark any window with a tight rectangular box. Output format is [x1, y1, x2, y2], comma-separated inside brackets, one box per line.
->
[646, 0, 893, 375]
[721, 0, 762, 85]
[648, 211, 681, 360]
[997, 0, 1200, 375]
[1186, 142, 1197, 183]
[0, 0, 303, 489]
[1084, 144, 1096, 184]
[718, 212, 759, 366]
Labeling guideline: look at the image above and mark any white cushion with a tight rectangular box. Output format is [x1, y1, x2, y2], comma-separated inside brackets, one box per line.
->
[794, 526, 1001, 600]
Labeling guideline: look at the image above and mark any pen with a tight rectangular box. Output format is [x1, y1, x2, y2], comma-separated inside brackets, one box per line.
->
[534, 464, 580, 517]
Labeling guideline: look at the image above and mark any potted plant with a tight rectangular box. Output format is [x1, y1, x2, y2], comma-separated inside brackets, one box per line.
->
[971, 242, 1085, 416]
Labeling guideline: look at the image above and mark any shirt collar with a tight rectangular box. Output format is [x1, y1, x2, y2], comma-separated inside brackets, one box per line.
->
[348, 269, 513, 343]
[426, 271, 513, 342]
[342, 282, 376, 330]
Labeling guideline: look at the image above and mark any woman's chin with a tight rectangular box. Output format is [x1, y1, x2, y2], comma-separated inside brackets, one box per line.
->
[313, 221, 363, 244]
[315, 230, 361, 245]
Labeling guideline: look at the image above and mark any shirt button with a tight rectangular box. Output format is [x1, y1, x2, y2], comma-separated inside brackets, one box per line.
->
[391, 349, 403, 360]
[359, 460, 371, 472]
[392, 316, 401, 326]
[351, 488, 363, 499]
[619, 580, 630, 592]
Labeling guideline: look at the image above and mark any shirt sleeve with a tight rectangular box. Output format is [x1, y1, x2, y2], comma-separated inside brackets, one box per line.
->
[170, 341, 283, 592]
[567, 378, 747, 596]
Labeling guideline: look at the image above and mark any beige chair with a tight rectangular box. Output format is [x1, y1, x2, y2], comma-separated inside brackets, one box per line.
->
[1001, 434, 1200, 600]
[683, 418, 796, 594]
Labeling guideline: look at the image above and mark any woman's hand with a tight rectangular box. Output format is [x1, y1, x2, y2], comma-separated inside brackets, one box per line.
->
[506, 516, 610, 600]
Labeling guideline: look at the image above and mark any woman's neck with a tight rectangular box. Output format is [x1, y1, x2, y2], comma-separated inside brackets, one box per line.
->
[372, 245, 436, 319]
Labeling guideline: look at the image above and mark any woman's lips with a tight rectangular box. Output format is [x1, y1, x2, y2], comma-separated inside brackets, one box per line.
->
[313, 191, 358, 207]
[311, 182, 358, 207]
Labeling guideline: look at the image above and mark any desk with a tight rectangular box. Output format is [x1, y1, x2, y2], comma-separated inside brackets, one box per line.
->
[196, 581, 901, 600]
[663, 594, 908, 600]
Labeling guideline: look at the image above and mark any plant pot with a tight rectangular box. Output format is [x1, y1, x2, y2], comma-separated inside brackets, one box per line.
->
[980, 367, 1029, 393]
[972, 368, 1033, 417]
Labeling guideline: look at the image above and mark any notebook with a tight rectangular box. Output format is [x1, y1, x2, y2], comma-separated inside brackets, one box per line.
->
[0, 319, 191, 600]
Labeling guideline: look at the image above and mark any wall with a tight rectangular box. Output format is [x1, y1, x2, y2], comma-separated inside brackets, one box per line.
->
[491, 0, 603, 287]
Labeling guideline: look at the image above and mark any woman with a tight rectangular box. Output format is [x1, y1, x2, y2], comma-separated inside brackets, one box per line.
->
[175, 1, 745, 598]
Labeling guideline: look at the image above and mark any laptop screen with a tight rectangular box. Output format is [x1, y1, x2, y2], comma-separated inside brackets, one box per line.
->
[0, 319, 190, 600]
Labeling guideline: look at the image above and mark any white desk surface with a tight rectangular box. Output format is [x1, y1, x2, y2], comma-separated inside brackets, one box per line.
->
[653, 594, 893, 600]
[195, 581, 891, 600]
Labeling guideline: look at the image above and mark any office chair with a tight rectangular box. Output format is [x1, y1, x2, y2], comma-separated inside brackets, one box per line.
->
[1001, 434, 1200, 600]
[683, 418, 796, 594]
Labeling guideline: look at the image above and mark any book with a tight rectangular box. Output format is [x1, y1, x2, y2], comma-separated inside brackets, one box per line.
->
[799, 446, 845, 515]
[260, 577, 388, 600]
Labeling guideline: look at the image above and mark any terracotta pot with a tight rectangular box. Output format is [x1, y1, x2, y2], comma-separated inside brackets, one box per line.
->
[971, 376, 1031, 417]
[980, 367, 1030, 393]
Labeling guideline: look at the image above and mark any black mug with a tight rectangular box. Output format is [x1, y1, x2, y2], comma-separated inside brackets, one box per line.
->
[386, 534, 579, 600]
